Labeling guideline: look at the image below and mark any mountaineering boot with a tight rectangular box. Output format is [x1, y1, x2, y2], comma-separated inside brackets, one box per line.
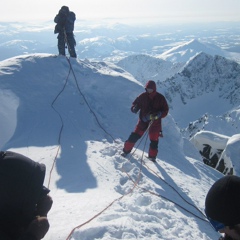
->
[147, 156, 156, 162]
[121, 152, 128, 158]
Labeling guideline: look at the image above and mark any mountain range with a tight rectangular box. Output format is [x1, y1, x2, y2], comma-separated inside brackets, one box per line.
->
[1, 35, 240, 175]
[0, 22, 240, 239]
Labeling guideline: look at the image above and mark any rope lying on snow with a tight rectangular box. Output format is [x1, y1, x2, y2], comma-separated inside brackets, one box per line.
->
[48, 56, 116, 188]
[47, 56, 210, 239]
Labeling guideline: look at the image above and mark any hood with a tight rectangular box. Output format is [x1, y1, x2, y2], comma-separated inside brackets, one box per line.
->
[145, 80, 156, 92]
[145, 80, 157, 99]
[60, 6, 69, 14]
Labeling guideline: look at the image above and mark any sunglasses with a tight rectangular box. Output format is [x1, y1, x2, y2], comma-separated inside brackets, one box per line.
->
[207, 216, 225, 232]
[146, 88, 153, 93]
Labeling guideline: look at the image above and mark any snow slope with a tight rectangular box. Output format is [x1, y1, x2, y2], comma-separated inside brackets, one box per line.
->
[117, 54, 183, 85]
[0, 54, 226, 239]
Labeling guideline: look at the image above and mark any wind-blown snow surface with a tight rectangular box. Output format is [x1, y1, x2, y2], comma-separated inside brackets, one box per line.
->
[117, 54, 183, 84]
[0, 54, 223, 239]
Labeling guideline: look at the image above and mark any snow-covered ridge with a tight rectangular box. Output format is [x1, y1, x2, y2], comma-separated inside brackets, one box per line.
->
[0, 53, 224, 239]
[0, 54, 142, 150]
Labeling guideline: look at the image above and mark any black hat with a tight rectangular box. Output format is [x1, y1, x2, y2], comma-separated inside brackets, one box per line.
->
[60, 6, 69, 13]
[0, 151, 47, 224]
[205, 175, 240, 226]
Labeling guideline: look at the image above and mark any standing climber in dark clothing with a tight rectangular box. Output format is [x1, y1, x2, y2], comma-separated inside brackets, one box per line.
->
[0, 151, 53, 240]
[54, 6, 77, 58]
[122, 80, 169, 162]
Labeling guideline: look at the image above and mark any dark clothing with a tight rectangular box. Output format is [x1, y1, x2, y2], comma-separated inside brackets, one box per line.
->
[219, 235, 234, 240]
[205, 175, 240, 226]
[54, 7, 76, 58]
[132, 91, 169, 121]
[0, 151, 50, 240]
[57, 32, 76, 57]
[54, 10, 75, 34]
[123, 81, 169, 158]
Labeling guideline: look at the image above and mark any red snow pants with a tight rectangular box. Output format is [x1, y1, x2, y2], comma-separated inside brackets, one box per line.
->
[123, 119, 162, 158]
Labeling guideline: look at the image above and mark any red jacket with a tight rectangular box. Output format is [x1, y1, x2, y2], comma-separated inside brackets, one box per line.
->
[132, 91, 169, 120]
[131, 80, 169, 121]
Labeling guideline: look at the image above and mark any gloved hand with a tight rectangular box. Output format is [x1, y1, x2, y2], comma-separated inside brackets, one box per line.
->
[26, 216, 50, 240]
[36, 195, 53, 217]
[150, 112, 162, 120]
[131, 104, 139, 114]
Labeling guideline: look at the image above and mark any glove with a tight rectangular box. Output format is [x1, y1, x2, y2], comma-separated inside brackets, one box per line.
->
[26, 216, 50, 240]
[131, 104, 139, 114]
[150, 112, 162, 121]
[36, 195, 53, 216]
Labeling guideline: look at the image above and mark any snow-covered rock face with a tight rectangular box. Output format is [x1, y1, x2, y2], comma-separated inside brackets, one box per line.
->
[158, 52, 240, 133]
[116, 38, 240, 86]
[190, 131, 240, 175]
[163, 52, 240, 107]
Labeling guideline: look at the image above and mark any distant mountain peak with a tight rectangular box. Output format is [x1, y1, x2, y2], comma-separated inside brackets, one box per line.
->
[160, 52, 240, 129]
[159, 38, 227, 63]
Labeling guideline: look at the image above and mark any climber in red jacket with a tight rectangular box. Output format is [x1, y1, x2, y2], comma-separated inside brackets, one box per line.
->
[122, 80, 169, 161]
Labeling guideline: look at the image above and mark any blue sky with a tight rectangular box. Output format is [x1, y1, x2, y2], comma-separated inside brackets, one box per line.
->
[1, 0, 240, 23]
